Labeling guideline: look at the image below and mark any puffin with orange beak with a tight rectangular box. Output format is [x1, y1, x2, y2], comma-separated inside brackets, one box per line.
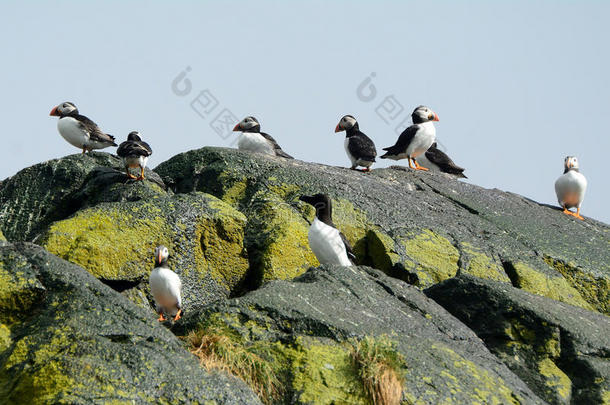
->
[555, 156, 587, 220]
[334, 115, 377, 172]
[232, 116, 293, 158]
[49, 101, 117, 153]
[380, 105, 439, 170]
[149, 245, 183, 322]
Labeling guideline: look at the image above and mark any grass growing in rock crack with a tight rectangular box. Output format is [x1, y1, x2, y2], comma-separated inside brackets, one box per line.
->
[349, 335, 407, 405]
[185, 324, 281, 404]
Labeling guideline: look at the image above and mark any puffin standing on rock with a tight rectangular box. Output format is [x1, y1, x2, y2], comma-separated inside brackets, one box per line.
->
[555, 156, 587, 220]
[335, 115, 377, 172]
[50, 102, 117, 153]
[299, 194, 355, 266]
[149, 245, 183, 322]
[380, 105, 439, 170]
[116, 131, 153, 181]
[416, 142, 467, 178]
[233, 116, 293, 158]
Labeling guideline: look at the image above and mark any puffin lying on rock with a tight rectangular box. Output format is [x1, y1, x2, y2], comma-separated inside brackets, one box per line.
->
[299, 194, 355, 266]
[50, 101, 117, 153]
[335, 115, 377, 172]
[416, 142, 467, 178]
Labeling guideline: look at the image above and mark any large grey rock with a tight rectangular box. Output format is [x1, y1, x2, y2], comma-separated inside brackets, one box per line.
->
[426, 275, 610, 405]
[0, 242, 261, 404]
[177, 265, 545, 404]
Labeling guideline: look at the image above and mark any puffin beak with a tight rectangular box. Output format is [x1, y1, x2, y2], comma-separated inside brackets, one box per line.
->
[334, 123, 342, 133]
[49, 106, 59, 116]
[232, 123, 241, 132]
[433, 113, 439, 121]
[157, 252, 163, 265]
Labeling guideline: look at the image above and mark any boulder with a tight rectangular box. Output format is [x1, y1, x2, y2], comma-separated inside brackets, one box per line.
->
[425, 275, 610, 405]
[175, 265, 545, 404]
[0, 242, 261, 404]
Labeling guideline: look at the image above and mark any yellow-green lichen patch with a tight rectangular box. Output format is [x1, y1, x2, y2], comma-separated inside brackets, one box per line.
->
[544, 256, 609, 315]
[510, 262, 593, 311]
[0, 324, 10, 352]
[431, 344, 523, 404]
[332, 199, 371, 259]
[459, 243, 510, 282]
[402, 230, 460, 288]
[538, 358, 572, 401]
[195, 198, 249, 289]
[0, 261, 43, 325]
[41, 205, 170, 280]
[504, 319, 536, 349]
[217, 173, 248, 207]
[366, 229, 401, 272]
[0, 229, 5, 241]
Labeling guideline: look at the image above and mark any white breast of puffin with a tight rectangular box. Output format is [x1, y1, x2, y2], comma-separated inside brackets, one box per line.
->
[238, 133, 274, 155]
[58, 117, 89, 148]
[406, 122, 436, 158]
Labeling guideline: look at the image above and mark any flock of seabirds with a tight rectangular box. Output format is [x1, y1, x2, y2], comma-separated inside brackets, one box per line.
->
[48, 101, 588, 321]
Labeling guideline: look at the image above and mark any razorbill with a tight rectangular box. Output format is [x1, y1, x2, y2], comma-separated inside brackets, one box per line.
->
[554, 156, 587, 220]
[299, 194, 355, 266]
[50, 102, 117, 153]
[335, 115, 377, 172]
[116, 131, 153, 180]
[149, 245, 183, 321]
[416, 143, 467, 178]
[232, 116, 293, 158]
[380, 105, 439, 170]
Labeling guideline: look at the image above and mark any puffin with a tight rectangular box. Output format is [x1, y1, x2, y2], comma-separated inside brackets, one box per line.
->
[416, 142, 467, 178]
[380, 105, 439, 170]
[49, 102, 117, 153]
[232, 116, 293, 158]
[334, 115, 377, 172]
[116, 131, 153, 180]
[554, 156, 587, 220]
[149, 245, 183, 321]
[299, 194, 355, 266]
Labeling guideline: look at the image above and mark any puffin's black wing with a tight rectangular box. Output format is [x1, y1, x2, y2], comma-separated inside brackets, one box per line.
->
[425, 144, 466, 177]
[117, 141, 153, 158]
[348, 132, 377, 161]
[76, 114, 117, 145]
[260, 132, 294, 159]
[380, 124, 419, 157]
[339, 232, 356, 262]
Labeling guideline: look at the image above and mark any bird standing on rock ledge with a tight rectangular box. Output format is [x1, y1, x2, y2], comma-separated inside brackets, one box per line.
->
[149, 245, 183, 322]
[233, 116, 293, 158]
[380, 105, 439, 170]
[299, 194, 355, 266]
[555, 156, 587, 220]
[116, 131, 153, 181]
[49, 102, 117, 153]
[334, 115, 377, 172]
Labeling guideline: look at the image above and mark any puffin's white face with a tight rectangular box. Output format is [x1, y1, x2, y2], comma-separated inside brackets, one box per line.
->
[335, 115, 357, 132]
[234, 116, 260, 132]
[155, 245, 169, 264]
[57, 102, 78, 115]
[412, 106, 439, 122]
[564, 156, 579, 170]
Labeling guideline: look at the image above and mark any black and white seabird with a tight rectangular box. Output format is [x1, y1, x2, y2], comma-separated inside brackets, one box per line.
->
[555, 156, 587, 220]
[116, 131, 153, 181]
[149, 245, 183, 321]
[49, 102, 117, 153]
[299, 194, 355, 266]
[380, 105, 439, 170]
[232, 116, 293, 158]
[334, 115, 377, 172]
[416, 142, 467, 178]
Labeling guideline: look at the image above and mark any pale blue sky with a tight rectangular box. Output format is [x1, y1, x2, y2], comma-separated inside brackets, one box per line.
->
[2, 1, 609, 223]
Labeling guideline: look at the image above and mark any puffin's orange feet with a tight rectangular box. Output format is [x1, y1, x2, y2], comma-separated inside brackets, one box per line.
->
[574, 208, 584, 220]
[157, 314, 166, 322]
[562, 208, 574, 216]
[173, 309, 182, 321]
[136, 167, 145, 181]
[412, 159, 429, 171]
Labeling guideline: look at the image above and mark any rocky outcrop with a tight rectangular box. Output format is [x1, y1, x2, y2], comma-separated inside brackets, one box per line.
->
[176, 265, 544, 404]
[426, 275, 610, 405]
[0, 242, 260, 404]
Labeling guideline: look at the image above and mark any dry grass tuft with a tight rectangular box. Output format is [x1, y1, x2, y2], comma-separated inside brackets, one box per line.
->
[350, 335, 406, 405]
[185, 325, 281, 404]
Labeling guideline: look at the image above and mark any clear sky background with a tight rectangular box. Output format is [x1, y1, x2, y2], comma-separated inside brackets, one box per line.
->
[2, 1, 609, 224]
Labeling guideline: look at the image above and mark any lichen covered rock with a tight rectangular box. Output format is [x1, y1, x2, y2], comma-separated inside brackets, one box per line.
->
[40, 192, 249, 310]
[426, 274, 610, 405]
[176, 265, 544, 404]
[0, 242, 261, 404]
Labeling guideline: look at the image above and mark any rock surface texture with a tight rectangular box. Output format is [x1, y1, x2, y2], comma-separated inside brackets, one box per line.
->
[0, 147, 608, 404]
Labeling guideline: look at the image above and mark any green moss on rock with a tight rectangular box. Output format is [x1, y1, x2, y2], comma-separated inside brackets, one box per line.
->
[402, 229, 460, 287]
[538, 358, 572, 402]
[459, 243, 510, 282]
